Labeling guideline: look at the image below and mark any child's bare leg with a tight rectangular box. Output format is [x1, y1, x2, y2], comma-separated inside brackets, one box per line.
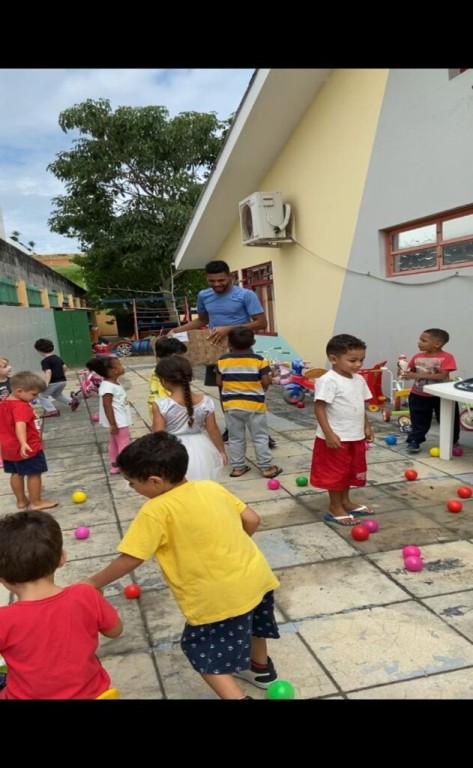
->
[327, 489, 347, 517]
[341, 488, 373, 514]
[27, 475, 59, 511]
[201, 672, 249, 699]
[10, 473, 29, 509]
[250, 636, 269, 665]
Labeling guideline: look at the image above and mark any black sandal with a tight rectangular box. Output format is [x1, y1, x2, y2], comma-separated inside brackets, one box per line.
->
[229, 465, 251, 478]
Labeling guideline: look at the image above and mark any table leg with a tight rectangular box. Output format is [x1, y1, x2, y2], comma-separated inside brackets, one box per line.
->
[439, 398, 454, 460]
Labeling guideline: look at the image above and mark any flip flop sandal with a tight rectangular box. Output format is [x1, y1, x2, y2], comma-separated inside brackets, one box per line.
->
[348, 505, 375, 516]
[324, 513, 360, 527]
[229, 465, 251, 478]
[261, 466, 283, 479]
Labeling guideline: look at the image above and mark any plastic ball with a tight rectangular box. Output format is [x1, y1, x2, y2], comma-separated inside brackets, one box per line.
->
[91, 413, 100, 423]
[429, 447, 440, 457]
[296, 401, 305, 409]
[266, 680, 295, 700]
[74, 526, 90, 540]
[72, 490, 87, 504]
[404, 555, 423, 572]
[267, 479, 280, 490]
[362, 519, 379, 533]
[452, 445, 464, 457]
[124, 584, 141, 599]
[402, 545, 421, 558]
[447, 499, 463, 513]
[295, 476, 308, 487]
[351, 524, 370, 541]
[404, 469, 418, 481]
[365, 441, 372, 450]
[385, 435, 397, 445]
[457, 486, 472, 499]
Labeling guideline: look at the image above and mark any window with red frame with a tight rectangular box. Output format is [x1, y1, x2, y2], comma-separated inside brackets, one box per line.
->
[385, 206, 473, 277]
[242, 262, 276, 334]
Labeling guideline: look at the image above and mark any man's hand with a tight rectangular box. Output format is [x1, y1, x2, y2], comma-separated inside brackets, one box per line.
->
[207, 326, 231, 344]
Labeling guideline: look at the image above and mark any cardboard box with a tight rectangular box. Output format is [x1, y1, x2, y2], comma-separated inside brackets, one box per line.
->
[172, 330, 229, 366]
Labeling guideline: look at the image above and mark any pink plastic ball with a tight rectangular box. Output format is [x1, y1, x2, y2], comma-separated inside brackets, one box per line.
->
[402, 545, 421, 558]
[362, 519, 379, 533]
[91, 413, 100, 423]
[74, 526, 90, 540]
[452, 445, 464, 457]
[267, 479, 280, 490]
[404, 555, 423, 572]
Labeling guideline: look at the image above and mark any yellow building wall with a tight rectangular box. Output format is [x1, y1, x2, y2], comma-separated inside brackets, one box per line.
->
[217, 69, 388, 367]
[96, 310, 118, 336]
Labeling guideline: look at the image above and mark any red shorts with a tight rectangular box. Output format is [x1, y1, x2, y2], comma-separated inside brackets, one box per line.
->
[310, 437, 367, 491]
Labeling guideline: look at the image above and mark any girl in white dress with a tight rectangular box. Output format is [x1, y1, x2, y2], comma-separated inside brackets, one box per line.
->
[152, 357, 227, 481]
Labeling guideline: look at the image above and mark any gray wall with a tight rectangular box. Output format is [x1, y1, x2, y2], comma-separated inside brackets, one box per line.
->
[336, 68, 473, 382]
[0, 239, 85, 298]
[0, 306, 59, 374]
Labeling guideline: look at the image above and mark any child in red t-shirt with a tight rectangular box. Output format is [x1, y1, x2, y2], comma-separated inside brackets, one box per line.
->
[400, 328, 460, 453]
[0, 371, 58, 511]
[0, 510, 123, 699]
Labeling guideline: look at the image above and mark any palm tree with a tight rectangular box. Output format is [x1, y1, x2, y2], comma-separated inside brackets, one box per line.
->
[10, 230, 20, 242]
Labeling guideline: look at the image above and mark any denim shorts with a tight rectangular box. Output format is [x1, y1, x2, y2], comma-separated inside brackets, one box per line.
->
[181, 591, 280, 675]
[3, 450, 48, 476]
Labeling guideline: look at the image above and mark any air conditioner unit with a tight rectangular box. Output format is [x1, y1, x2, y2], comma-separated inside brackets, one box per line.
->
[239, 191, 292, 246]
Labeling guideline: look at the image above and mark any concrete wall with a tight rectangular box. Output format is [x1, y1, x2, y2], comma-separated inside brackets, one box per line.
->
[0, 239, 85, 299]
[0, 306, 59, 374]
[336, 68, 473, 378]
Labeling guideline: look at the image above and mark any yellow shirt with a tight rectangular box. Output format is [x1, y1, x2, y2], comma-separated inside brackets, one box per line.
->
[118, 481, 279, 625]
[148, 369, 170, 415]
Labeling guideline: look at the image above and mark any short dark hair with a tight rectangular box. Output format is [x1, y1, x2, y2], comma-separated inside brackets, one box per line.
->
[34, 338, 54, 353]
[326, 334, 367, 357]
[155, 337, 187, 359]
[228, 326, 255, 350]
[424, 328, 449, 345]
[85, 356, 120, 378]
[10, 371, 46, 393]
[117, 432, 189, 483]
[205, 260, 230, 275]
[0, 511, 63, 584]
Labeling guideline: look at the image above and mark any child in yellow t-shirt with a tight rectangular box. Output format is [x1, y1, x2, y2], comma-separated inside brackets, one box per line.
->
[147, 337, 187, 416]
[85, 431, 281, 700]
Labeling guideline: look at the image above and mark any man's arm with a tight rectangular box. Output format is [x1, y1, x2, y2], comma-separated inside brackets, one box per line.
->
[207, 312, 267, 343]
[169, 311, 209, 334]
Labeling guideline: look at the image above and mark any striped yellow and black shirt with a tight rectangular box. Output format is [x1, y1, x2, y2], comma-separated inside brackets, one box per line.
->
[217, 352, 270, 413]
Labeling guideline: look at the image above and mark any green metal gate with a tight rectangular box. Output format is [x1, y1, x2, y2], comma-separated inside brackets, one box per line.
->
[53, 310, 91, 368]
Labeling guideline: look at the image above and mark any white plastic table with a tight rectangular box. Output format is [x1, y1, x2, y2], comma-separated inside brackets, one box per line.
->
[423, 381, 473, 460]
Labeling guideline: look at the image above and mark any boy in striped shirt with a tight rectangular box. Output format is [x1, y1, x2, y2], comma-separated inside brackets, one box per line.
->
[216, 327, 282, 479]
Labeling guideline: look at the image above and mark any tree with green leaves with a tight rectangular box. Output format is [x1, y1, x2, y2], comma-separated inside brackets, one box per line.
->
[48, 98, 232, 309]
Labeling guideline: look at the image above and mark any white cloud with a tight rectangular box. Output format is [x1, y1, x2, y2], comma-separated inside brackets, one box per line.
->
[0, 68, 254, 254]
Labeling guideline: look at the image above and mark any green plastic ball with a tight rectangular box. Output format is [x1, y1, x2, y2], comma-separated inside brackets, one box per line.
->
[266, 680, 296, 700]
[295, 476, 308, 487]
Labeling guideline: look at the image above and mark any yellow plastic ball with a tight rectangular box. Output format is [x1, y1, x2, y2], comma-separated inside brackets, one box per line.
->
[429, 447, 440, 457]
[72, 490, 87, 504]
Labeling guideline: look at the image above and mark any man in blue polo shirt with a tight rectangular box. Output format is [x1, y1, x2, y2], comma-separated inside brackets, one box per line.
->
[171, 260, 274, 446]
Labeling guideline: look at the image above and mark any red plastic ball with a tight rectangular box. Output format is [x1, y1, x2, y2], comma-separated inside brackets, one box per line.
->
[457, 486, 472, 499]
[124, 584, 141, 599]
[404, 469, 418, 481]
[351, 525, 370, 541]
[447, 499, 463, 513]
[452, 445, 464, 457]
[296, 401, 305, 408]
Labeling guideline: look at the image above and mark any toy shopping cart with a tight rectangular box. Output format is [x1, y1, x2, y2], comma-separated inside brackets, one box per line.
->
[358, 361, 388, 411]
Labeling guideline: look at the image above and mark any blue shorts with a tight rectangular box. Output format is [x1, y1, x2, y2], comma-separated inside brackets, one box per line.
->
[2, 450, 48, 476]
[181, 591, 280, 675]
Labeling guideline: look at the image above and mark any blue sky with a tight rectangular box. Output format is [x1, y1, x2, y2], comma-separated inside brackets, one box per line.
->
[0, 68, 254, 254]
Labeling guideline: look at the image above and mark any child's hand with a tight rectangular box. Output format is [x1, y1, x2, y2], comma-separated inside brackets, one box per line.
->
[220, 451, 228, 466]
[365, 428, 374, 443]
[20, 442, 32, 458]
[325, 432, 341, 449]
[110, 425, 119, 435]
